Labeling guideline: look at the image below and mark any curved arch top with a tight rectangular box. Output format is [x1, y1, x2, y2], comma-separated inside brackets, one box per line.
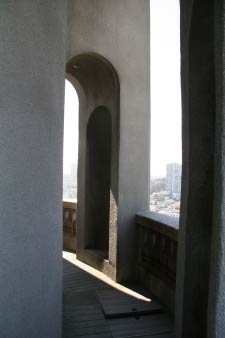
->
[66, 52, 120, 104]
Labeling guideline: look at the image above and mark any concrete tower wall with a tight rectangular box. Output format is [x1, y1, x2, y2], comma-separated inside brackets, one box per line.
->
[175, 0, 216, 337]
[0, 2, 66, 337]
[208, 1, 225, 337]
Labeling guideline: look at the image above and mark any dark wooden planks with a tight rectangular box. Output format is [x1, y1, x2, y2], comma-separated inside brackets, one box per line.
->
[62, 255, 174, 338]
[63, 258, 112, 338]
[63, 302, 111, 337]
[137, 335, 175, 338]
[109, 314, 173, 338]
[64, 334, 112, 338]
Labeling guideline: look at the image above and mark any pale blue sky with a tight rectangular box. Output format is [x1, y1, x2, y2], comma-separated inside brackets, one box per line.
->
[150, 0, 181, 177]
[63, 80, 79, 174]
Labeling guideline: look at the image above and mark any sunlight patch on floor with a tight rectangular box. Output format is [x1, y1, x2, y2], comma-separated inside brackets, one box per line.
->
[63, 251, 151, 302]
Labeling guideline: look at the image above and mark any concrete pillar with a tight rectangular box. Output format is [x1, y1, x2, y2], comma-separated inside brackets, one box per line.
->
[67, 0, 150, 282]
[0, 2, 66, 338]
[175, 0, 215, 337]
[207, 1, 225, 337]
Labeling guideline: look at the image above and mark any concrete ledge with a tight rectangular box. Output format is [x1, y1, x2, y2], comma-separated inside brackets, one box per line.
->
[63, 200, 77, 209]
[136, 211, 179, 241]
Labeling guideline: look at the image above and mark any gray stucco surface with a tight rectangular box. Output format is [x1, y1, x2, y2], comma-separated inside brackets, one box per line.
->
[67, 0, 150, 281]
[0, 2, 66, 337]
[175, 1, 215, 337]
[207, 1, 225, 337]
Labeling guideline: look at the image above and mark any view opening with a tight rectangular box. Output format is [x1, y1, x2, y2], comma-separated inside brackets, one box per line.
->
[150, 0, 182, 218]
[63, 79, 79, 202]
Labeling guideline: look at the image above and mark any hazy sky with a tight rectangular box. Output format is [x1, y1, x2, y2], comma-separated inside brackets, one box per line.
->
[63, 80, 79, 174]
[63, 0, 181, 178]
[150, 0, 181, 177]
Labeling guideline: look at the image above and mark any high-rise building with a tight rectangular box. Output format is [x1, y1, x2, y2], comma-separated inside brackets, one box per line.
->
[166, 163, 181, 200]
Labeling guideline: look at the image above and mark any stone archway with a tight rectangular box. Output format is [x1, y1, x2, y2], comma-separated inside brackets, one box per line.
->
[66, 53, 119, 280]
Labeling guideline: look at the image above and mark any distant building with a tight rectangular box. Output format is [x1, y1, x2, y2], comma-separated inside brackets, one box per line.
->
[166, 163, 181, 200]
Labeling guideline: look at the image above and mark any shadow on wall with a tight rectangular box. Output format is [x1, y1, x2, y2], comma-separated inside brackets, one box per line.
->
[85, 106, 112, 258]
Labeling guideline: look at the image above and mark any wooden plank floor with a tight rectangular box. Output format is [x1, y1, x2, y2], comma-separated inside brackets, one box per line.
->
[62, 252, 175, 338]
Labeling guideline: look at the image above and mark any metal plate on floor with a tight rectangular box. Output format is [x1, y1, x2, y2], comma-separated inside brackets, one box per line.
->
[96, 289, 163, 319]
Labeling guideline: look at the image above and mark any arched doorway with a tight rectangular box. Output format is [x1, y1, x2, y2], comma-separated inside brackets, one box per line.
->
[66, 53, 119, 280]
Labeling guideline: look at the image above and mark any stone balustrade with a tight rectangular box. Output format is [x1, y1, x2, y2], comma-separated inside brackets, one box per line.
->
[136, 211, 178, 314]
[63, 201, 77, 252]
